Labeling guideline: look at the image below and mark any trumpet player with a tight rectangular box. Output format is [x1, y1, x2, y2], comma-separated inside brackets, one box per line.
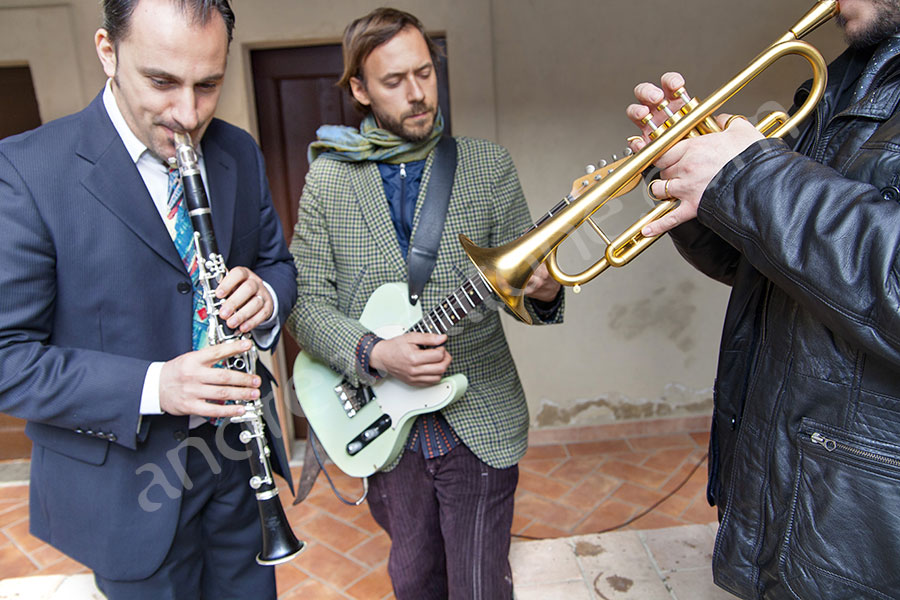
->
[0, 0, 296, 597]
[626, 1, 900, 598]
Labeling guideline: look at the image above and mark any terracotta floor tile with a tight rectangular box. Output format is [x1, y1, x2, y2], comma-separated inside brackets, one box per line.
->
[514, 493, 584, 531]
[690, 431, 711, 447]
[306, 488, 369, 523]
[37, 555, 88, 576]
[283, 498, 321, 524]
[348, 532, 390, 568]
[0, 485, 28, 501]
[612, 482, 670, 508]
[597, 460, 670, 489]
[275, 562, 308, 595]
[0, 423, 717, 600]
[566, 439, 631, 456]
[559, 474, 620, 512]
[296, 542, 365, 590]
[0, 543, 39, 578]
[279, 577, 348, 600]
[519, 457, 565, 476]
[511, 513, 533, 536]
[627, 433, 698, 451]
[29, 543, 67, 569]
[345, 562, 393, 600]
[616, 451, 653, 465]
[575, 499, 639, 535]
[3, 520, 43, 553]
[521, 444, 568, 461]
[516, 469, 572, 500]
[680, 495, 718, 524]
[349, 509, 381, 535]
[0, 503, 28, 528]
[661, 458, 709, 498]
[549, 456, 600, 484]
[641, 447, 698, 474]
[517, 521, 571, 540]
[302, 513, 369, 553]
[624, 511, 685, 531]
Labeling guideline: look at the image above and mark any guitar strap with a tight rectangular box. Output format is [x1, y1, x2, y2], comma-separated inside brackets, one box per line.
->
[406, 135, 457, 305]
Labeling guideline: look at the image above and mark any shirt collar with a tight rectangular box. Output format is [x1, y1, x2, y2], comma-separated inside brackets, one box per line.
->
[102, 79, 147, 165]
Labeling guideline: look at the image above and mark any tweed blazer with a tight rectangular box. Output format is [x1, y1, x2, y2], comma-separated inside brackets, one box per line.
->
[288, 136, 562, 469]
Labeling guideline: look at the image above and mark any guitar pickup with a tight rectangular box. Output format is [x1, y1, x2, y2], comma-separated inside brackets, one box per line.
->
[346, 414, 392, 456]
[334, 383, 374, 418]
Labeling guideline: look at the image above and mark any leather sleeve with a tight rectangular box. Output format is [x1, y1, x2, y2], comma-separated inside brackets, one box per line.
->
[698, 137, 900, 363]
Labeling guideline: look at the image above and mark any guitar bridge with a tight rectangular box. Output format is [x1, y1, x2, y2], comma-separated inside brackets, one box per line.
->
[334, 383, 374, 418]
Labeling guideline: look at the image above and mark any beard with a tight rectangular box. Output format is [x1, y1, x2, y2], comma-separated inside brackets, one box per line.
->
[371, 101, 436, 143]
[838, 0, 900, 47]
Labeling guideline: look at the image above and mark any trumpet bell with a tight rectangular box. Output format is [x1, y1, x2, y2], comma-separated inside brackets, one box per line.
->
[459, 234, 534, 324]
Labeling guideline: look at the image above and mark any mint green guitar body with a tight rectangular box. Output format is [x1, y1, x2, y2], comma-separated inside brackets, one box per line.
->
[292, 283, 468, 478]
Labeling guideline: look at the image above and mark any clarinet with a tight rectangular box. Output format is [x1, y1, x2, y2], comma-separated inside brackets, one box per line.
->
[172, 132, 305, 565]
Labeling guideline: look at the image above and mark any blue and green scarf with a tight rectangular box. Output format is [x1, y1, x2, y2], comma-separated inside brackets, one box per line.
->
[308, 110, 444, 165]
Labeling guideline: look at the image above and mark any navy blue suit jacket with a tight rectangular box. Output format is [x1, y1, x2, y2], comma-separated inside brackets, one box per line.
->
[0, 92, 297, 579]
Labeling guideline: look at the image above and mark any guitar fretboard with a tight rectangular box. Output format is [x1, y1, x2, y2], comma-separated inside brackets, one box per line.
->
[408, 275, 493, 335]
[407, 188, 577, 336]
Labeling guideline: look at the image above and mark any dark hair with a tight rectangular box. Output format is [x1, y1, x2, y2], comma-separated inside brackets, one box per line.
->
[338, 7, 442, 113]
[101, 0, 235, 46]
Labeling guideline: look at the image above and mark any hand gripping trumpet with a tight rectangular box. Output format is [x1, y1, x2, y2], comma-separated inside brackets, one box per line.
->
[172, 132, 305, 565]
[459, 0, 839, 324]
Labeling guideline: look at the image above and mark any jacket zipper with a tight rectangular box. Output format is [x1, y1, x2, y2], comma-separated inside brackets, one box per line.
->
[400, 163, 407, 204]
[810, 432, 900, 469]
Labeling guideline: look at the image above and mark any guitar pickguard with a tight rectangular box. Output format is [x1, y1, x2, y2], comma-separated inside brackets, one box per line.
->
[293, 283, 468, 478]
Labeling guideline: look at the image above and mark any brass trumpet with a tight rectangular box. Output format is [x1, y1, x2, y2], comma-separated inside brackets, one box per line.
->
[459, 0, 839, 324]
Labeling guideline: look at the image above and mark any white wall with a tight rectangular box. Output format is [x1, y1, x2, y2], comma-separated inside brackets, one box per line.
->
[0, 0, 847, 431]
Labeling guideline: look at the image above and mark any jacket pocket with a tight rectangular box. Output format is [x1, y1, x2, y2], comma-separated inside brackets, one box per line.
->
[779, 418, 900, 600]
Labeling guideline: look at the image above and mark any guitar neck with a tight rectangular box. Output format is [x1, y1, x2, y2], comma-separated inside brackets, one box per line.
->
[408, 275, 494, 335]
[407, 196, 577, 336]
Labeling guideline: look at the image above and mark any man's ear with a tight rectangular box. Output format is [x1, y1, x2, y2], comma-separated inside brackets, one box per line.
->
[95, 28, 117, 79]
[349, 76, 371, 108]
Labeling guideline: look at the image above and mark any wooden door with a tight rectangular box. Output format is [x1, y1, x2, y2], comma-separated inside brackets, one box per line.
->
[0, 65, 42, 460]
[250, 39, 450, 438]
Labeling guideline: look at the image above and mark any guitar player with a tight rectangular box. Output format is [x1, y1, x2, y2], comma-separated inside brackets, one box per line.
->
[286, 7, 563, 599]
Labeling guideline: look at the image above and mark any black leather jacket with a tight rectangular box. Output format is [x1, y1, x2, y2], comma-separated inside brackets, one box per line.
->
[670, 45, 900, 599]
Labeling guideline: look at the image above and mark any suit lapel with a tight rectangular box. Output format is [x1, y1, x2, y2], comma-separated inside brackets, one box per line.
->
[348, 161, 407, 279]
[201, 133, 236, 261]
[76, 95, 185, 274]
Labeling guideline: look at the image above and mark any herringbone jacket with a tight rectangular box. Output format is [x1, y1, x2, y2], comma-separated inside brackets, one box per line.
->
[287, 136, 563, 469]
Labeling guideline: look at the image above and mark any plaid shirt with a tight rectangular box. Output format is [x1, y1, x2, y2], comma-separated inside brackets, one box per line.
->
[287, 137, 564, 469]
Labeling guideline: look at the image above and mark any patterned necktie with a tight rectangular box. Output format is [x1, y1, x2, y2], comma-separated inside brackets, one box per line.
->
[166, 167, 209, 350]
[850, 35, 900, 105]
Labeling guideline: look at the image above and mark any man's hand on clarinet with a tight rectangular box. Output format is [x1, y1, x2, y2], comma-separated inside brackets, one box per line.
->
[159, 340, 260, 417]
[215, 266, 273, 332]
[625, 72, 763, 237]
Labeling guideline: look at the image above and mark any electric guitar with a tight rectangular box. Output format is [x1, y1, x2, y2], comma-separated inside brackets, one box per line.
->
[292, 153, 636, 478]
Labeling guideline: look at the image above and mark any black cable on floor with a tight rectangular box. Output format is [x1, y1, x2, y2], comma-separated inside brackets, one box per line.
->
[512, 452, 709, 541]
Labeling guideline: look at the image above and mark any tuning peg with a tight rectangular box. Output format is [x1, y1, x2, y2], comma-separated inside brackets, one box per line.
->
[624, 147, 634, 156]
[597, 159, 608, 168]
[585, 164, 596, 174]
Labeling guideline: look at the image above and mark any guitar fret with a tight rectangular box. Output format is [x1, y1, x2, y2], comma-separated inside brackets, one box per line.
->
[453, 290, 468, 313]
[432, 310, 447, 332]
[461, 287, 476, 307]
[446, 299, 460, 320]
[438, 305, 451, 327]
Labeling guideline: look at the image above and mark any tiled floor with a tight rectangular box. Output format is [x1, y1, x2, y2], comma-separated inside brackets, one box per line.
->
[0, 422, 720, 599]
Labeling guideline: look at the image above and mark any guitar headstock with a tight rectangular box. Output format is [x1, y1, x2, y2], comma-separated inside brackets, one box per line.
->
[569, 149, 634, 199]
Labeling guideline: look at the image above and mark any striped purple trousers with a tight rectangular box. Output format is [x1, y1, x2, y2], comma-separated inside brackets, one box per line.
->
[366, 443, 518, 599]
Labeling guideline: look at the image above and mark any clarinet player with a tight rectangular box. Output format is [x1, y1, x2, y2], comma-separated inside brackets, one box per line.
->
[0, 0, 296, 598]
